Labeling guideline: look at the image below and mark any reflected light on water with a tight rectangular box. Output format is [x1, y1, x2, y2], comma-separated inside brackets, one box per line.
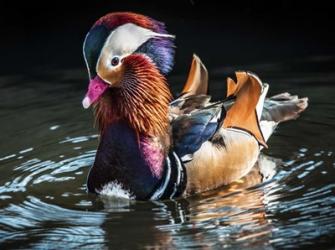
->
[1, 57, 335, 248]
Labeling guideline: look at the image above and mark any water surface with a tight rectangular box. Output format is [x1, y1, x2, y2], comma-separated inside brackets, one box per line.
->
[1, 56, 335, 249]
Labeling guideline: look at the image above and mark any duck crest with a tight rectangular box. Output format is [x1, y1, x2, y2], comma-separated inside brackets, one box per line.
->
[92, 12, 175, 75]
[94, 12, 166, 34]
[94, 54, 172, 137]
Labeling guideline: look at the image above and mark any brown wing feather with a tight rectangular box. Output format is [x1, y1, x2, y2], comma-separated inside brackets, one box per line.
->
[226, 77, 238, 97]
[181, 54, 208, 96]
[223, 72, 267, 147]
[169, 54, 209, 119]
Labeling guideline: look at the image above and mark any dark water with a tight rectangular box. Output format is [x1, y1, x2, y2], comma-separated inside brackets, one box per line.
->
[1, 56, 335, 249]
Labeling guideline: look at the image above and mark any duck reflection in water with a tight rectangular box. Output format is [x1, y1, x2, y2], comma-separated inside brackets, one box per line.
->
[97, 154, 279, 248]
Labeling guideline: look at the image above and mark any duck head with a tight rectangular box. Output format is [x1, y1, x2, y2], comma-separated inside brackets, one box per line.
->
[82, 12, 175, 136]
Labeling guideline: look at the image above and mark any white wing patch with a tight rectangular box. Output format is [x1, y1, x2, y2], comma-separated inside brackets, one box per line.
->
[259, 120, 277, 143]
[247, 72, 269, 120]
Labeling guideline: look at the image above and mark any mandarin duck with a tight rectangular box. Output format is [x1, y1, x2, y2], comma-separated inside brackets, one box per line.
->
[82, 12, 308, 200]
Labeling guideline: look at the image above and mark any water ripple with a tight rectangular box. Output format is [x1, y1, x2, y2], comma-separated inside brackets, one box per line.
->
[0, 197, 106, 248]
[1, 63, 335, 248]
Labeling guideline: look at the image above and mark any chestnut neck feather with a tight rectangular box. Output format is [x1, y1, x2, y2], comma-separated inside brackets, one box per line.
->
[94, 54, 172, 137]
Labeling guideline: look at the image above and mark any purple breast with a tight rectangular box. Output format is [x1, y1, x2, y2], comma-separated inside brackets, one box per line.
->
[140, 137, 164, 178]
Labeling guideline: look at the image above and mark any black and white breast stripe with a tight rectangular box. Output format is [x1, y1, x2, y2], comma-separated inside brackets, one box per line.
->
[149, 151, 187, 200]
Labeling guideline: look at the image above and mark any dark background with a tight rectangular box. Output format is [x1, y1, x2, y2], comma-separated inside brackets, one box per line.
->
[1, 0, 334, 76]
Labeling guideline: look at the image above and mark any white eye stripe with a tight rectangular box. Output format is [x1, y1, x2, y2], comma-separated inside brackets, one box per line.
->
[96, 23, 175, 72]
[105, 23, 174, 55]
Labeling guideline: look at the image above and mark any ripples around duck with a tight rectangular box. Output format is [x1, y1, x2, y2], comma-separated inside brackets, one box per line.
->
[1, 58, 335, 249]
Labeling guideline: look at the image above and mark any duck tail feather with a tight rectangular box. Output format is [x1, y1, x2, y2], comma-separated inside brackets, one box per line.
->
[262, 93, 308, 123]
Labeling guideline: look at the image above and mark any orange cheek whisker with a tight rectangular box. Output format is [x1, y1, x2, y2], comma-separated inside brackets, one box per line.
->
[94, 54, 172, 137]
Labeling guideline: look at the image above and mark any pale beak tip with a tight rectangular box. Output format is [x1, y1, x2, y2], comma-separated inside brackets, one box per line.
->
[82, 96, 91, 109]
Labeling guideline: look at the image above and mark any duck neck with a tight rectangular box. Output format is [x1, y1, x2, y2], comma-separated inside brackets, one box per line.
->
[94, 54, 172, 138]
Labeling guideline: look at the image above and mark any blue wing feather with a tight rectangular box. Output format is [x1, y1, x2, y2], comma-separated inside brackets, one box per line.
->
[172, 104, 225, 160]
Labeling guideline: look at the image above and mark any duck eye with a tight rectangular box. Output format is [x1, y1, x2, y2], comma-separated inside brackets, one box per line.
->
[111, 56, 120, 67]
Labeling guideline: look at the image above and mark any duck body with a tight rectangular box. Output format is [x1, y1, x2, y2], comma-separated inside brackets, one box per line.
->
[82, 12, 308, 200]
[87, 120, 187, 200]
[184, 127, 259, 195]
[87, 121, 162, 200]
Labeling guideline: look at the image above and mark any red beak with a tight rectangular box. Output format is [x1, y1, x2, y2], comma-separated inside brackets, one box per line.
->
[82, 76, 109, 109]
